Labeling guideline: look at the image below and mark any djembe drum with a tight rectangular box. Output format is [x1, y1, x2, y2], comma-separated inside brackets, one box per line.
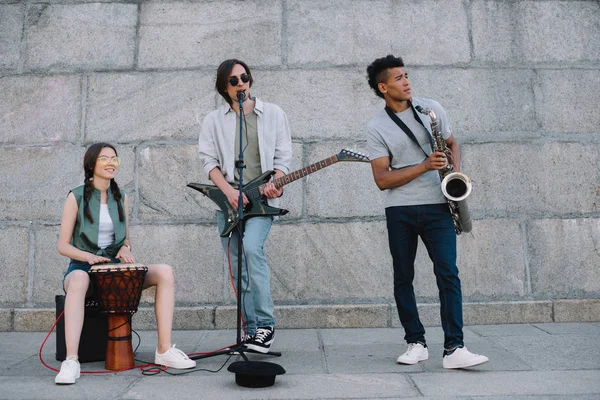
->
[89, 264, 147, 370]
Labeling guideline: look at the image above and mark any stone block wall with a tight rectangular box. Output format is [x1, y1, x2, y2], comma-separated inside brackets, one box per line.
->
[0, 0, 599, 331]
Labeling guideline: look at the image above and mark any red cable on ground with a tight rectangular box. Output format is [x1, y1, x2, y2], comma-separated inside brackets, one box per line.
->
[38, 310, 153, 374]
[227, 240, 247, 336]
[186, 240, 249, 356]
[39, 238, 248, 374]
[187, 343, 237, 357]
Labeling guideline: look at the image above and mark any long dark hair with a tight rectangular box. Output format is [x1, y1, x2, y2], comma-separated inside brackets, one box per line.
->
[82, 143, 124, 223]
[215, 59, 254, 104]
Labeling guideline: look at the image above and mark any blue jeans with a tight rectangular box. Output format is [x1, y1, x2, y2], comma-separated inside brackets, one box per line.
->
[217, 211, 276, 334]
[385, 203, 464, 350]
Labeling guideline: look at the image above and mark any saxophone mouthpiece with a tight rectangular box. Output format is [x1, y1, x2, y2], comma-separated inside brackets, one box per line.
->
[415, 105, 431, 115]
[415, 105, 436, 120]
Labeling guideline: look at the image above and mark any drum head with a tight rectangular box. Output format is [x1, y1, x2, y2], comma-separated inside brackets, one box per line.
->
[90, 263, 146, 272]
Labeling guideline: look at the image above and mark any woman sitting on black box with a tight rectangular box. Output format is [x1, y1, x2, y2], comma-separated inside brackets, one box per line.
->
[55, 142, 196, 385]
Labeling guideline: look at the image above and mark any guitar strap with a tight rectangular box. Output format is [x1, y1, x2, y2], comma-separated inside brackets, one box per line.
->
[384, 105, 434, 158]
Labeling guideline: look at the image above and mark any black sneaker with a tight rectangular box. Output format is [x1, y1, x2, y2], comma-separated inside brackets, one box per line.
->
[242, 333, 255, 345]
[231, 333, 255, 355]
[245, 326, 274, 353]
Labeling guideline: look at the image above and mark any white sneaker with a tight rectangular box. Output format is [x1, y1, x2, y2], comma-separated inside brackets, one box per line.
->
[397, 343, 429, 364]
[155, 345, 196, 369]
[55, 359, 80, 385]
[443, 346, 489, 369]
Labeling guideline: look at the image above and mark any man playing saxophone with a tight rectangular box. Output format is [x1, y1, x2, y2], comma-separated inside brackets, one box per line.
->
[365, 55, 488, 369]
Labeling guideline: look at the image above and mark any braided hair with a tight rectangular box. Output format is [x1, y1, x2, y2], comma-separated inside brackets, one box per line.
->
[82, 143, 125, 223]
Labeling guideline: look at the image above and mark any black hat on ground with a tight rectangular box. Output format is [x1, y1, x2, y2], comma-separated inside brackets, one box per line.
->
[227, 361, 286, 388]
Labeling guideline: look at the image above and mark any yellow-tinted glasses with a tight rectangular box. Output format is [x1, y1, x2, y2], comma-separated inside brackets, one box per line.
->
[97, 156, 120, 167]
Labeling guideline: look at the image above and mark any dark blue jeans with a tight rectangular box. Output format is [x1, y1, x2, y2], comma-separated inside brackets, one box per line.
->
[385, 203, 464, 350]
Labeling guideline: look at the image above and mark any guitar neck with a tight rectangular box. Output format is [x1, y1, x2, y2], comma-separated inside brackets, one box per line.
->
[261, 155, 340, 192]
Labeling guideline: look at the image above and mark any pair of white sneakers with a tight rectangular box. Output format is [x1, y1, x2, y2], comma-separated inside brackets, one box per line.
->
[397, 342, 489, 369]
[55, 345, 196, 385]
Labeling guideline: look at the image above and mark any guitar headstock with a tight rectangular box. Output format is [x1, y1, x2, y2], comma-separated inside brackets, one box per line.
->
[337, 149, 370, 163]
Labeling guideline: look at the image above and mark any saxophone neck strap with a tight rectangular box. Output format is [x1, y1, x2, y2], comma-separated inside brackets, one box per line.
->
[384, 105, 434, 157]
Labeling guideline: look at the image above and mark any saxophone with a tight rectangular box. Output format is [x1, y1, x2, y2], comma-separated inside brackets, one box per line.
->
[415, 105, 472, 234]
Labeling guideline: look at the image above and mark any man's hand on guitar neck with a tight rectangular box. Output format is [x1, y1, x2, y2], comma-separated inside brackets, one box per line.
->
[263, 169, 285, 199]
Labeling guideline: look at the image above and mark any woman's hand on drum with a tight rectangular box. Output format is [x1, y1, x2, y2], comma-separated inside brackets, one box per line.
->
[116, 247, 135, 264]
[86, 253, 111, 265]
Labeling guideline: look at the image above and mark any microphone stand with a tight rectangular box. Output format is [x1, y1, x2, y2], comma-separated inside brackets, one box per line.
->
[233, 92, 248, 361]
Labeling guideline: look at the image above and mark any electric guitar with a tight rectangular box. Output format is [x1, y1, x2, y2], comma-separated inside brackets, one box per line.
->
[188, 149, 370, 237]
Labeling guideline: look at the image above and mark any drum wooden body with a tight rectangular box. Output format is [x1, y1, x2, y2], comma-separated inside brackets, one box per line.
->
[89, 264, 147, 370]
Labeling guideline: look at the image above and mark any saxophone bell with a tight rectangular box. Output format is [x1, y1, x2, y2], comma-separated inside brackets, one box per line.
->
[441, 172, 472, 202]
[442, 172, 472, 234]
[415, 103, 472, 235]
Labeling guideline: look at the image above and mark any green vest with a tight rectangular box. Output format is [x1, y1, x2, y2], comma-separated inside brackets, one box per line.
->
[70, 185, 126, 258]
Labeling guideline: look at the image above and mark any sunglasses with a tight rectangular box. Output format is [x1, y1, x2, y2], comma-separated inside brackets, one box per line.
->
[97, 156, 120, 167]
[228, 73, 250, 87]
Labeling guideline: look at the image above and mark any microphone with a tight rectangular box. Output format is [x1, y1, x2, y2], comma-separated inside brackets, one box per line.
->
[237, 91, 246, 102]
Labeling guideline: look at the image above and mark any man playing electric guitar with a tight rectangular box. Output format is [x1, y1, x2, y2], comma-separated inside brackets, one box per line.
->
[198, 59, 292, 353]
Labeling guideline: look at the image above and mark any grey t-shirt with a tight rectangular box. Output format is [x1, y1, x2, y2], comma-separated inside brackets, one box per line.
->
[366, 97, 452, 208]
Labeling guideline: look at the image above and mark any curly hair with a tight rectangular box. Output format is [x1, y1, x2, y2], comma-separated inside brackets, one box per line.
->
[82, 143, 124, 223]
[366, 55, 405, 98]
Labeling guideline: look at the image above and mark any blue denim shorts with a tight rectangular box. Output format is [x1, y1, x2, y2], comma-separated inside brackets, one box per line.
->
[63, 258, 120, 293]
